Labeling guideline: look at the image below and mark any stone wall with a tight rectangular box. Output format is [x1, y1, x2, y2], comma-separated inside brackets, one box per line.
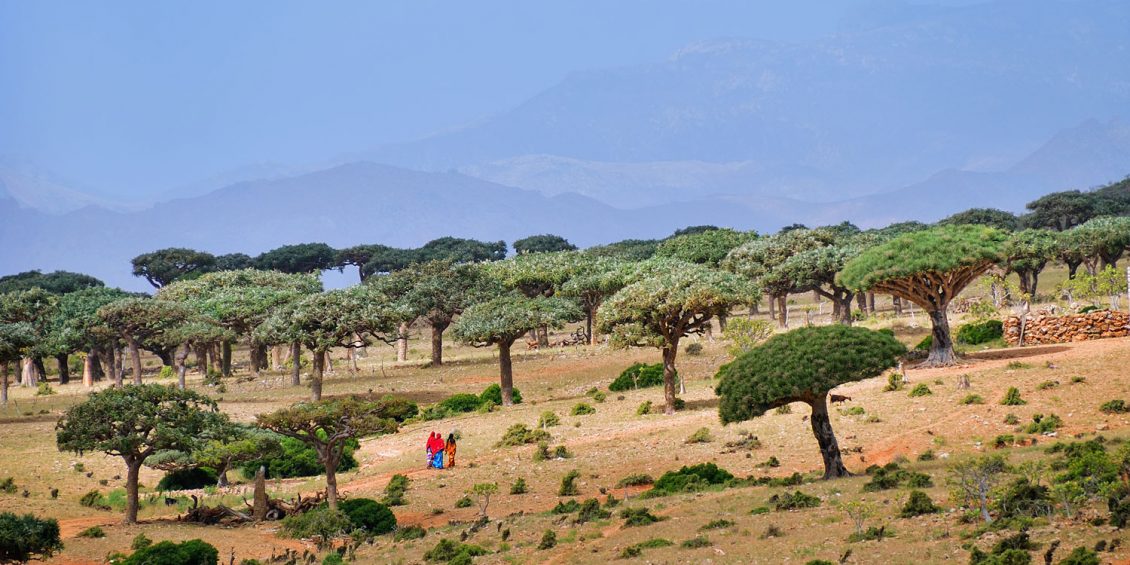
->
[1003, 310, 1130, 345]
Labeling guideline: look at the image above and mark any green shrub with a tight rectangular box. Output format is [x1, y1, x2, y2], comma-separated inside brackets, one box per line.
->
[685, 343, 704, 356]
[571, 403, 595, 416]
[439, 394, 483, 414]
[158, 366, 176, 380]
[280, 507, 353, 543]
[495, 424, 551, 447]
[1025, 413, 1062, 434]
[650, 463, 733, 496]
[454, 496, 472, 508]
[339, 498, 396, 535]
[956, 320, 1003, 345]
[620, 507, 663, 527]
[968, 547, 1031, 565]
[961, 394, 985, 405]
[636, 401, 653, 415]
[616, 474, 654, 488]
[909, 384, 932, 397]
[847, 525, 894, 542]
[551, 500, 580, 514]
[619, 538, 672, 558]
[242, 434, 358, 479]
[79, 490, 109, 510]
[863, 463, 911, 491]
[1100, 400, 1129, 414]
[1005, 361, 1031, 370]
[383, 474, 410, 506]
[119, 539, 218, 565]
[1036, 380, 1059, 390]
[559, 470, 581, 496]
[131, 533, 153, 550]
[537, 530, 556, 550]
[769, 491, 820, 510]
[35, 382, 55, 396]
[685, 427, 713, 444]
[914, 335, 932, 351]
[994, 478, 1051, 519]
[77, 526, 105, 538]
[424, 539, 488, 563]
[1004, 413, 1020, 425]
[609, 363, 666, 392]
[1058, 546, 1100, 565]
[322, 554, 344, 565]
[882, 372, 904, 392]
[574, 498, 610, 524]
[393, 525, 426, 541]
[0, 478, 15, 494]
[158, 467, 219, 491]
[918, 450, 936, 461]
[509, 478, 527, 495]
[1000, 387, 1026, 406]
[537, 411, 560, 428]
[700, 519, 734, 530]
[480, 384, 521, 405]
[0, 512, 63, 563]
[681, 535, 711, 548]
[900, 490, 940, 517]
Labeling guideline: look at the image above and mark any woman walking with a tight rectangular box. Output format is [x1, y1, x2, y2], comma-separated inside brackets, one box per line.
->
[444, 433, 457, 468]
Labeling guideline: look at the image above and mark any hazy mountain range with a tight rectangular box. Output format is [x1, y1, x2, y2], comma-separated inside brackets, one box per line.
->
[2, 0, 1129, 291]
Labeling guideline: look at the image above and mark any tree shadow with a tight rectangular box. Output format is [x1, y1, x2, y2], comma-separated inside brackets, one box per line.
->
[681, 397, 720, 412]
[963, 345, 1071, 362]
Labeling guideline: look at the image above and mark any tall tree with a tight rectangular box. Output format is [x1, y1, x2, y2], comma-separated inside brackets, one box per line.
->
[0, 270, 103, 295]
[596, 259, 756, 414]
[655, 228, 756, 267]
[97, 298, 194, 384]
[1001, 229, 1057, 296]
[371, 260, 496, 366]
[450, 294, 581, 405]
[775, 239, 868, 325]
[1071, 216, 1130, 273]
[415, 237, 506, 263]
[939, 208, 1021, 231]
[840, 225, 1008, 366]
[257, 398, 401, 510]
[131, 248, 217, 288]
[254, 243, 337, 274]
[486, 252, 581, 346]
[335, 244, 394, 282]
[0, 323, 34, 404]
[716, 325, 905, 478]
[1023, 190, 1098, 231]
[213, 253, 255, 271]
[585, 239, 659, 261]
[56, 384, 228, 523]
[559, 256, 631, 344]
[44, 287, 132, 386]
[513, 234, 578, 255]
[723, 229, 831, 327]
[0, 288, 57, 390]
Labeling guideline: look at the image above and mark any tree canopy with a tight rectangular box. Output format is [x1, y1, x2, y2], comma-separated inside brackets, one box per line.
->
[97, 298, 196, 384]
[0, 270, 103, 295]
[939, 208, 1020, 231]
[254, 242, 337, 273]
[0, 512, 63, 563]
[1001, 229, 1057, 295]
[716, 325, 905, 478]
[56, 384, 228, 523]
[513, 234, 577, 254]
[131, 248, 217, 288]
[1023, 190, 1098, 231]
[655, 228, 755, 267]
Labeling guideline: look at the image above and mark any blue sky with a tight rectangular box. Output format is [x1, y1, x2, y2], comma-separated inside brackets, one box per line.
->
[0, 1, 860, 197]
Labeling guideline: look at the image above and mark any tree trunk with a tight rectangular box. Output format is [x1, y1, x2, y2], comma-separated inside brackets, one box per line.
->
[290, 341, 302, 386]
[856, 293, 867, 314]
[56, 353, 70, 385]
[837, 295, 855, 326]
[893, 296, 903, 316]
[750, 302, 759, 316]
[498, 339, 515, 406]
[430, 322, 448, 367]
[248, 338, 260, 379]
[128, 338, 143, 384]
[82, 353, 95, 387]
[808, 394, 849, 479]
[105, 347, 122, 387]
[124, 458, 143, 524]
[868, 293, 876, 313]
[1, 362, 8, 404]
[777, 295, 789, 328]
[252, 466, 268, 521]
[396, 322, 409, 362]
[925, 307, 957, 366]
[718, 312, 728, 333]
[21, 357, 38, 387]
[175, 343, 190, 390]
[586, 309, 596, 345]
[221, 341, 232, 377]
[89, 349, 103, 382]
[310, 349, 325, 401]
[1067, 261, 1081, 280]
[272, 346, 284, 371]
[195, 344, 209, 375]
[661, 344, 679, 415]
[537, 326, 549, 348]
[324, 458, 339, 511]
[767, 294, 776, 321]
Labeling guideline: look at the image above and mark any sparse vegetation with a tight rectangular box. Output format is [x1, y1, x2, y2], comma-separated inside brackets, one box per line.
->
[1000, 387, 1026, 406]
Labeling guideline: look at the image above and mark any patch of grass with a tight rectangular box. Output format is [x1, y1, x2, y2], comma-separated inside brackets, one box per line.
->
[841, 406, 866, 416]
[759, 456, 781, 468]
[700, 519, 735, 531]
[917, 450, 936, 462]
[636, 401, 653, 416]
[616, 474, 654, 488]
[571, 403, 595, 416]
[685, 342, 704, 356]
[685, 427, 713, 444]
[1100, 399, 1129, 414]
[769, 491, 821, 511]
[509, 478, 527, 495]
[847, 525, 894, 542]
[960, 394, 985, 405]
[1005, 361, 1032, 370]
[1071, 376, 1086, 384]
[1000, 387, 1026, 406]
[774, 404, 793, 415]
[1003, 413, 1020, 425]
[759, 524, 784, 539]
[908, 384, 932, 397]
[423, 539, 488, 563]
[681, 536, 711, 548]
[496, 424, 551, 447]
[77, 526, 105, 538]
[0, 478, 16, 494]
[383, 474, 410, 506]
[1036, 380, 1059, 390]
[619, 537, 672, 558]
[394, 525, 426, 541]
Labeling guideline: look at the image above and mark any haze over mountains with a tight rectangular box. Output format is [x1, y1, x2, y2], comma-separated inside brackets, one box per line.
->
[2, 0, 1129, 291]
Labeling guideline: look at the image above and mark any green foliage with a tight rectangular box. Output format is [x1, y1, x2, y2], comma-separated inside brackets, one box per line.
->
[451, 294, 581, 348]
[559, 470, 581, 496]
[479, 384, 521, 406]
[116, 539, 219, 565]
[79, 490, 108, 510]
[393, 525, 426, 541]
[656, 228, 754, 266]
[131, 533, 152, 551]
[0, 512, 63, 563]
[254, 243, 336, 274]
[339, 498, 396, 535]
[769, 491, 821, 510]
[509, 478, 528, 495]
[35, 381, 55, 396]
[1058, 547, 1100, 565]
[619, 538, 673, 558]
[76, 526, 105, 538]
[513, 234, 577, 255]
[681, 535, 711, 548]
[242, 435, 358, 479]
[495, 424, 551, 447]
[847, 525, 894, 542]
[961, 394, 985, 405]
[723, 317, 774, 356]
[574, 498, 611, 524]
[280, 507, 353, 543]
[423, 538, 488, 563]
[956, 320, 1004, 345]
[537, 530, 557, 550]
[570, 403, 595, 416]
[685, 427, 713, 444]
[700, 519, 734, 530]
[131, 247, 217, 288]
[940, 208, 1020, 231]
[0, 478, 15, 494]
[620, 507, 663, 527]
[636, 401, 653, 415]
[1025, 414, 1062, 434]
[383, 474, 410, 507]
[537, 411, 560, 428]
[0, 270, 103, 295]
[684, 342, 704, 356]
[616, 474, 654, 488]
[716, 325, 906, 423]
[840, 225, 1008, 292]
[650, 463, 734, 496]
[322, 554, 344, 565]
[454, 496, 472, 508]
[900, 490, 940, 517]
[439, 394, 483, 414]
[551, 500, 580, 514]
[909, 383, 933, 397]
[157, 467, 219, 491]
[1100, 399, 1129, 414]
[608, 363, 666, 392]
[1001, 387, 1026, 406]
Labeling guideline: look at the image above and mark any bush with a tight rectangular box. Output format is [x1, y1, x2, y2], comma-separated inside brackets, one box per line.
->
[571, 403, 595, 416]
[423, 539, 487, 563]
[651, 463, 733, 496]
[383, 474, 410, 506]
[537, 411, 560, 428]
[551, 500, 580, 514]
[608, 363, 666, 392]
[339, 498, 396, 535]
[909, 384, 932, 397]
[242, 435, 358, 479]
[961, 394, 985, 405]
[119, 539, 219, 565]
[914, 335, 932, 351]
[636, 401, 653, 415]
[863, 463, 910, 491]
[700, 519, 735, 530]
[1058, 547, 1100, 565]
[574, 498, 610, 524]
[393, 525, 426, 541]
[1000, 387, 1026, 406]
[495, 424, 551, 447]
[685, 427, 713, 444]
[158, 467, 219, 491]
[847, 525, 893, 542]
[509, 478, 527, 495]
[537, 530, 556, 550]
[681, 536, 711, 548]
[0, 512, 63, 563]
[158, 366, 176, 379]
[769, 491, 821, 510]
[439, 393, 483, 414]
[1100, 400, 1129, 414]
[620, 507, 663, 527]
[322, 555, 343, 565]
[882, 372, 904, 392]
[1025, 413, 1062, 434]
[724, 317, 774, 355]
[454, 496, 472, 508]
[619, 538, 672, 558]
[35, 382, 55, 396]
[131, 533, 153, 550]
[685, 342, 704, 356]
[956, 320, 1004, 345]
[900, 490, 940, 517]
[616, 474, 654, 488]
[79, 490, 109, 510]
[280, 507, 353, 543]
[994, 478, 1051, 519]
[480, 384, 521, 405]
[559, 469, 581, 496]
[77, 526, 105, 538]
[1004, 413, 1020, 425]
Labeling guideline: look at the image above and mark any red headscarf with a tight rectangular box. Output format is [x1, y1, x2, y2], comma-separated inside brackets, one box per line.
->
[427, 432, 437, 451]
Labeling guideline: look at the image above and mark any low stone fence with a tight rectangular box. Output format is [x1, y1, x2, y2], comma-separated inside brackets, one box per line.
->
[1003, 310, 1130, 345]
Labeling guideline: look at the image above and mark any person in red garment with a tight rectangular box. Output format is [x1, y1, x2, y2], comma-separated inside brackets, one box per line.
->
[425, 432, 438, 469]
